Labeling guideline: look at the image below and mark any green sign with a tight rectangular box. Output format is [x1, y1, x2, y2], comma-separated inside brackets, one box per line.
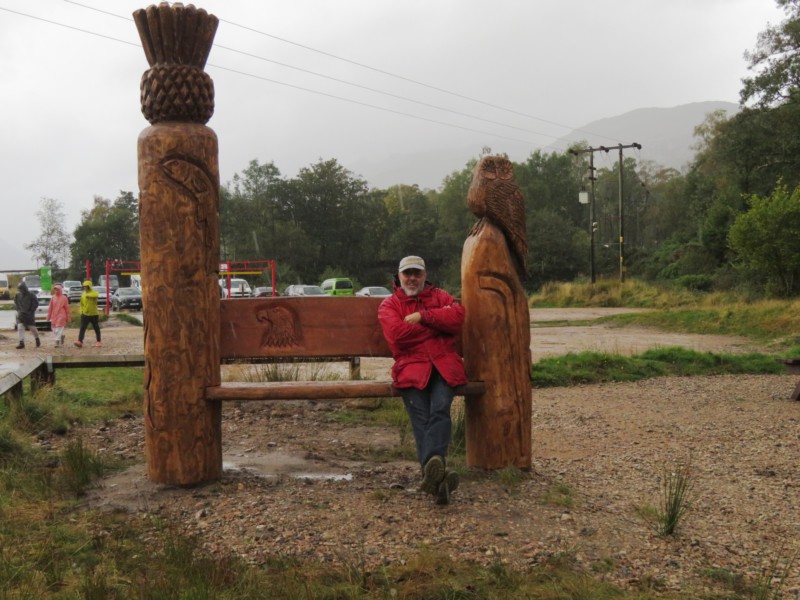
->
[39, 266, 52, 292]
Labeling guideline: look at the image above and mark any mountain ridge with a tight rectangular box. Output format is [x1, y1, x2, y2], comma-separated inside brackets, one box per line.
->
[547, 100, 739, 171]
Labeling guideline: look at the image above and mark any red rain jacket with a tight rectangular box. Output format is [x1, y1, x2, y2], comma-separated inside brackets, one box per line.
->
[378, 280, 468, 390]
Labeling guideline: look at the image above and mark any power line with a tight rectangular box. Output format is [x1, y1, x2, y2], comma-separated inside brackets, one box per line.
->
[4, 3, 626, 153]
[0, 5, 139, 47]
[62, 0, 618, 144]
[0, 5, 542, 146]
[209, 64, 541, 145]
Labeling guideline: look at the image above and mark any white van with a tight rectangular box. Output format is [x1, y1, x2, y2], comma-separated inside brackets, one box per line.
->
[219, 278, 252, 298]
[0, 273, 9, 300]
[98, 274, 120, 291]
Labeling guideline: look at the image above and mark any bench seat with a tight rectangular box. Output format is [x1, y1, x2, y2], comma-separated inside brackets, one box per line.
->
[206, 380, 485, 401]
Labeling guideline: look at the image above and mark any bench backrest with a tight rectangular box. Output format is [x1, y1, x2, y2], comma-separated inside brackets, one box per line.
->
[220, 297, 392, 360]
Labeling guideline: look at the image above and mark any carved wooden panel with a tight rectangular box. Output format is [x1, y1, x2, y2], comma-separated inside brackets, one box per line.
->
[220, 297, 392, 359]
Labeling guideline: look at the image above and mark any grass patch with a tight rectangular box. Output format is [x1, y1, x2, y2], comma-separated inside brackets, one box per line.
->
[57, 437, 114, 498]
[542, 481, 575, 508]
[530, 278, 800, 351]
[223, 362, 343, 383]
[112, 312, 142, 326]
[532, 346, 784, 387]
[655, 462, 694, 536]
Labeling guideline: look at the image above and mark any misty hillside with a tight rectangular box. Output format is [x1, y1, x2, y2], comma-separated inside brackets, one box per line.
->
[548, 101, 739, 171]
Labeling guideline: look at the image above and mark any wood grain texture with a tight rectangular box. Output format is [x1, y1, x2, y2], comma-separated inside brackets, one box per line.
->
[462, 156, 532, 470]
[139, 123, 222, 485]
[220, 297, 393, 359]
[206, 380, 485, 401]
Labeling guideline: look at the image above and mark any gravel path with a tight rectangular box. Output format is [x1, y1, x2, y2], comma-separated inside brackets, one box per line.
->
[5, 313, 800, 596]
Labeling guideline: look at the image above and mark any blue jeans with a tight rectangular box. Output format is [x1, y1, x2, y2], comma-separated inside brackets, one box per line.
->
[400, 369, 455, 468]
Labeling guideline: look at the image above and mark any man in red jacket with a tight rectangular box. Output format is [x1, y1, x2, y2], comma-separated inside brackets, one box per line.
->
[378, 255, 467, 505]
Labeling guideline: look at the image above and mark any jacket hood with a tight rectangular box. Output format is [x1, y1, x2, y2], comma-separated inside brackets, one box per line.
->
[82, 280, 93, 289]
[18, 282, 28, 293]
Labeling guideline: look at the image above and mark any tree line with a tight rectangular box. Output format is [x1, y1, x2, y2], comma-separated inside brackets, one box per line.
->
[27, 0, 800, 296]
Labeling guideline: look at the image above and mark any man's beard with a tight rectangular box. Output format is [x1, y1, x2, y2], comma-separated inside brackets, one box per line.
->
[401, 283, 421, 296]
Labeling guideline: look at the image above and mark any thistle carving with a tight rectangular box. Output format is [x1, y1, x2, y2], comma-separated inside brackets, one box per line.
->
[133, 2, 218, 124]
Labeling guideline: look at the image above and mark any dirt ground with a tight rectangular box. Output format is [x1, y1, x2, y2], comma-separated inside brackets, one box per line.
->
[4, 309, 800, 596]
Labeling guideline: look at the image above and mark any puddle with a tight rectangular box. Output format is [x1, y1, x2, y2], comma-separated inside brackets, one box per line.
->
[222, 449, 355, 481]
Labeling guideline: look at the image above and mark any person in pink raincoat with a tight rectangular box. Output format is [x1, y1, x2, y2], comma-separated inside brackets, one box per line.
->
[47, 283, 71, 347]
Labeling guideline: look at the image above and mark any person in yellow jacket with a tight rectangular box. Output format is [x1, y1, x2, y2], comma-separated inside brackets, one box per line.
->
[74, 280, 102, 348]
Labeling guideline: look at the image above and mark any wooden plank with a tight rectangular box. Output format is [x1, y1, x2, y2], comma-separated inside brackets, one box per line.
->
[206, 380, 485, 401]
[220, 297, 392, 359]
[0, 358, 46, 397]
[775, 358, 800, 375]
[49, 355, 146, 368]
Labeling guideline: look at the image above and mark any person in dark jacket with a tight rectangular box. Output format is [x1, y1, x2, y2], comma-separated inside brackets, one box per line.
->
[378, 256, 467, 505]
[14, 281, 41, 349]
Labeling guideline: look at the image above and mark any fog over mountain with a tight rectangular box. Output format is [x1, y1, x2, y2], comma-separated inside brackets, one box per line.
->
[548, 101, 740, 171]
[1, 101, 740, 272]
[356, 101, 740, 192]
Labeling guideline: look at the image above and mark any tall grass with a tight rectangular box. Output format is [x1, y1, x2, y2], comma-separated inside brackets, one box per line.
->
[532, 347, 784, 388]
[530, 278, 800, 350]
[531, 277, 704, 309]
[655, 462, 694, 536]
[223, 361, 344, 382]
[57, 438, 111, 497]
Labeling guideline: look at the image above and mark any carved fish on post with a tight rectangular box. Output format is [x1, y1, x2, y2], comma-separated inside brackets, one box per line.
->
[134, 2, 222, 485]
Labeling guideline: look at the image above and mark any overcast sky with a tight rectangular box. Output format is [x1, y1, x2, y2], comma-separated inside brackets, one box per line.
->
[0, 0, 786, 270]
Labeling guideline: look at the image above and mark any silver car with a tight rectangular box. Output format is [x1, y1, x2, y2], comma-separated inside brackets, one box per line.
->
[284, 284, 326, 296]
[355, 286, 391, 297]
[63, 280, 83, 303]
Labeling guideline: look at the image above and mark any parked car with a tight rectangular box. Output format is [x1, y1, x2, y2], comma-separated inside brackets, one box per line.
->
[0, 273, 9, 300]
[22, 274, 41, 295]
[94, 286, 108, 307]
[63, 280, 83, 303]
[253, 286, 280, 297]
[98, 274, 119, 292]
[284, 284, 327, 297]
[219, 278, 252, 298]
[111, 287, 143, 311]
[34, 291, 52, 330]
[320, 277, 355, 296]
[355, 286, 392, 297]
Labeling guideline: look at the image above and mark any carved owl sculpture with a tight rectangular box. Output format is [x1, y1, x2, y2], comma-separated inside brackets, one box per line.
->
[467, 156, 528, 277]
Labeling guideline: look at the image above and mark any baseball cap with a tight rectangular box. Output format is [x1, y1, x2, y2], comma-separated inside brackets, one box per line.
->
[398, 256, 425, 272]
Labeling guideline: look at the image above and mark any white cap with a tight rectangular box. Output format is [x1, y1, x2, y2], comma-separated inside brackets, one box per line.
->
[398, 255, 426, 272]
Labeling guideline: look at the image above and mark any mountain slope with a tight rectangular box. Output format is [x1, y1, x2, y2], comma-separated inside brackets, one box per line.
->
[548, 101, 739, 171]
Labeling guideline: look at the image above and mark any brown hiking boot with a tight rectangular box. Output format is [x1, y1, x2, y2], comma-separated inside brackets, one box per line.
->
[420, 455, 445, 495]
[436, 471, 460, 505]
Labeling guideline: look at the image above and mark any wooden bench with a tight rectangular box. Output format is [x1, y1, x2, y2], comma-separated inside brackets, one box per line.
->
[207, 296, 484, 401]
[0, 357, 50, 403]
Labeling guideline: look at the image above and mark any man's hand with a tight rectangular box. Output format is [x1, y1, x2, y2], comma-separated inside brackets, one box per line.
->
[404, 312, 422, 324]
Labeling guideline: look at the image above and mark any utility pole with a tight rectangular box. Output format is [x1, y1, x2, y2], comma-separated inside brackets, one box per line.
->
[571, 142, 641, 283]
[569, 147, 597, 284]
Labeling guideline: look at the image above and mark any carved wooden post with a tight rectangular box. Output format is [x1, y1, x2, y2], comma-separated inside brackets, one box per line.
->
[461, 156, 532, 470]
[134, 3, 222, 485]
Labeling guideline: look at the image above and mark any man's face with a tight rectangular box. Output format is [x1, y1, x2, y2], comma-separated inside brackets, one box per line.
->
[399, 268, 426, 296]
